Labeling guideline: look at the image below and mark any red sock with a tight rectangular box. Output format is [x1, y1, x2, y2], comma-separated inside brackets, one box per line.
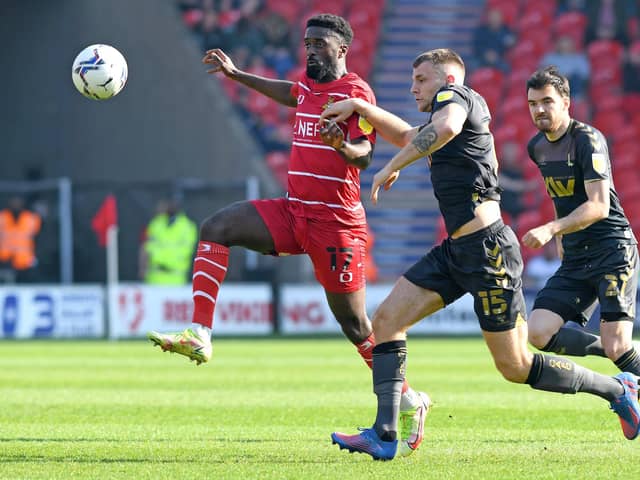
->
[356, 333, 409, 393]
[191, 241, 229, 328]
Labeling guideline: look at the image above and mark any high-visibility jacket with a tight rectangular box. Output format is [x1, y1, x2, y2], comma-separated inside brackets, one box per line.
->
[144, 213, 197, 285]
[0, 209, 41, 270]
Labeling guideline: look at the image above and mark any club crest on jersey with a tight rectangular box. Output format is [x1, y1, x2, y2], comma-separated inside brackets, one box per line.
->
[592, 153, 606, 175]
[436, 90, 454, 102]
[322, 96, 336, 111]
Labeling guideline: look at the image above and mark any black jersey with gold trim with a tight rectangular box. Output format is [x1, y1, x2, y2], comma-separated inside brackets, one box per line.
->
[527, 119, 635, 253]
[424, 84, 500, 236]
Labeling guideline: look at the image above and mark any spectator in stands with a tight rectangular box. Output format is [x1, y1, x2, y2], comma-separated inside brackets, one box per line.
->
[540, 36, 590, 98]
[523, 67, 640, 402]
[623, 40, 640, 92]
[584, 0, 631, 45]
[498, 140, 538, 219]
[523, 241, 561, 291]
[139, 199, 197, 285]
[233, 15, 266, 56]
[260, 10, 293, 49]
[320, 48, 639, 458]
[148, 13, 429, 457]
[471, 7, 515, 72]
[200, 8, 230, 52]
[0, 195, 42, 283]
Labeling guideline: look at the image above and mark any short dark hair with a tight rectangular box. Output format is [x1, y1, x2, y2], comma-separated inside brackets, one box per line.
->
[412, 48, 465, 73]
[306, 13, 353, 45]
[526, 66, 571, 97]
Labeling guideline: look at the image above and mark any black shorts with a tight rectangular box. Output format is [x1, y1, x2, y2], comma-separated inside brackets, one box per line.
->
[404, 220, 526, 332]
[533, 242, 638, 324]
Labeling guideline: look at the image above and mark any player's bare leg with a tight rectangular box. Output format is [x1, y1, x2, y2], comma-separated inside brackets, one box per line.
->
[149, 201, 274, 364]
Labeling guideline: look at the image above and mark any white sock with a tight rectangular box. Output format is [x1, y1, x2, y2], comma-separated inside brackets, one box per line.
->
[400, 388, 420, 411]
[191, 324, 211, 339]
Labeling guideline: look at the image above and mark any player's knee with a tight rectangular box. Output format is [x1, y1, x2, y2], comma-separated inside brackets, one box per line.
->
[528, 326, 553, 350]
[337, 314, 371, 344]
[527, 315, 556, 350]
[200, 210, 233, 242]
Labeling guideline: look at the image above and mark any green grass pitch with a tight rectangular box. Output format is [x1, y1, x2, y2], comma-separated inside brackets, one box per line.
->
[1, 337, 639, 479]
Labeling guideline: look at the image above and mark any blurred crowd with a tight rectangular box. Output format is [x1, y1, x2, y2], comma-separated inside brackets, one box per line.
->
[177, 0, 382, 187]
[466, 0, 640, 267]
[171, 0, 640, 288]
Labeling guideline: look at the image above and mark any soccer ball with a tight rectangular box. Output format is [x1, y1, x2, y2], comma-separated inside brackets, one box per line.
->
[71, 44, 128, 100]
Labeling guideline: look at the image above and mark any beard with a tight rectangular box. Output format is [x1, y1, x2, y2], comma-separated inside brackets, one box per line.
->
[535, 118, 552, 132]
[306, 62, 328, 80]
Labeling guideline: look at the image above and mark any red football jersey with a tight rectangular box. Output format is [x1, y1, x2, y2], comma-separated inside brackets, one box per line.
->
[288, 72, 376, 226]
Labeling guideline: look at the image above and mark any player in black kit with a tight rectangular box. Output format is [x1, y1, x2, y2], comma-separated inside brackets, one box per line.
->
[523, 67, 640, 379]
[318, 50, 640, 460]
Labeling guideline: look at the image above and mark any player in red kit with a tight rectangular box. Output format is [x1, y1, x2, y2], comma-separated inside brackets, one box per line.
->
[147, 14, 431, 457]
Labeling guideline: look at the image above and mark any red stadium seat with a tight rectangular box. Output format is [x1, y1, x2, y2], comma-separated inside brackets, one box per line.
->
[493, 124, 522, 151]
[266, 0, 302, 24]
[589, 67, 623, 90]
[587, 40, 624, 66]
[592, 110, 627, 138]
[505, 67, 532, 96]
[569, 97, 590, 121]
[611, 150, 638, 173]
[498, 95, 530, 129]
[611, 124, 638, 146]
[481, 85, 502, 117]
[486, 0, 519, 27]
[591, 91, 623, 115]
[522, 0, 557, 20]
[265, 151, 289, 189]
[310, 0, 346, 16]
[622, 92, 640, 119]
[553, 12, 588, 50]
[517, 9, 553, 33]
[507, 39, 545, 71]
[469, 67, 505, 90]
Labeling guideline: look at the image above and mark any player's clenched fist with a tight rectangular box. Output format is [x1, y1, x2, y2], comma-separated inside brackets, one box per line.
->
[319, 119, 345, 150]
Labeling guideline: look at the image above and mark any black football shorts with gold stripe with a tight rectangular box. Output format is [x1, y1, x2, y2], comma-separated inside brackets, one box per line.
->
[404, 219, 526, 332]
[533, 240, 638, 324]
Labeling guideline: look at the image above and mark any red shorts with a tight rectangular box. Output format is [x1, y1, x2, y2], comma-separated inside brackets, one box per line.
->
[252, 198, 367, 293]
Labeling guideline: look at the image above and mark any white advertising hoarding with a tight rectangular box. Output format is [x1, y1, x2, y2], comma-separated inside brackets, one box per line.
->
[109, 283, 273, 338]
[279, 284, 481, 335]
[0, 285, 104, 338]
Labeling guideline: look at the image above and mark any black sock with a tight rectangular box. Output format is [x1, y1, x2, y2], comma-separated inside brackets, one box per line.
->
[526, 353, 623, 401]
[372, 340, 406, 442]
[615, 348, 640, 376]
[542, 327, 605, 357]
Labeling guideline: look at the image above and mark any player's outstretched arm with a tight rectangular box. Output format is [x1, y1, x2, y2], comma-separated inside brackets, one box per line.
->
[370, 103, 467, 205]
[319, 98, 415, 148]
[202, 49, 297, 107]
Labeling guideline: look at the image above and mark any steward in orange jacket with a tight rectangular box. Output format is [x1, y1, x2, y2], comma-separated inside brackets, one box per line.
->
[0, 197, 41, 270]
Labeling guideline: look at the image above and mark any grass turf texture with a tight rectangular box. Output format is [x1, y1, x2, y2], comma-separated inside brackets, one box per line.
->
[0, 338, 638, 479]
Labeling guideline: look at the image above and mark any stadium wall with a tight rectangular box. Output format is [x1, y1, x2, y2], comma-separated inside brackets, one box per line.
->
[0, 0, 276, 194]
